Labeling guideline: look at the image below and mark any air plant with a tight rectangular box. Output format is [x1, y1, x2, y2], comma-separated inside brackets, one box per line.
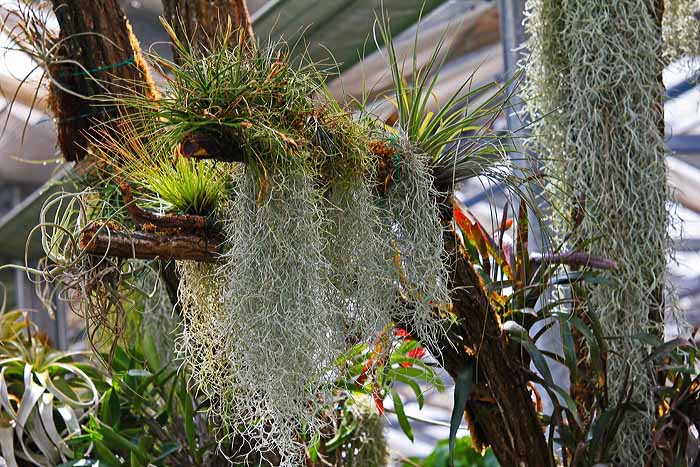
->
[3, 7, 559, 464]
[90, 116, 229, 216]
[372, 12, 523, 350]
[0, 311, 102, 467]
[523, 1, 670, 463]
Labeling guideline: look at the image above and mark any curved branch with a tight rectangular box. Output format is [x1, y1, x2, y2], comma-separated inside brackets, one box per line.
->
[119, 182, 207, 232]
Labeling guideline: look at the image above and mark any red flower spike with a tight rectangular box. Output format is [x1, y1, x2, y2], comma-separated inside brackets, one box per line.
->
[357, 359, 373, 384]
[401, 347, 426, 368]
[373, 389, 385, 415]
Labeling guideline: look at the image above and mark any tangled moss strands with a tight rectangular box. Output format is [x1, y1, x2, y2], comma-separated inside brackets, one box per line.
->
[523, 1, 670, 463]
[384, 139, 451, 348]
[336, 395, 389, 467]
[216, 169, 340, 465]
[664, 0, 700, 63]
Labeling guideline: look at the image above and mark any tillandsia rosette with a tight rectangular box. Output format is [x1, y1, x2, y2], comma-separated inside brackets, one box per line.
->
[0, 312, 102, 467]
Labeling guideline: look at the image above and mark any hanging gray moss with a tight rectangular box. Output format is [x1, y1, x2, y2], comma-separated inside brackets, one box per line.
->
[523, 0, 670, 463]
[177, 153, 450, 464]
[338, 394, 389, 467]
[384, 139, 451, 350]
[325, 171, 397, 343]
[664, 0, 700, 63]
[218, 168, 341, 465]
[122, 27, 455, 463]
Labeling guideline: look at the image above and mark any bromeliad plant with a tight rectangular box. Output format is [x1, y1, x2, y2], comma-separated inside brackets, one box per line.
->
[451, 195, 655, 466]
[303, 326, 443, 467]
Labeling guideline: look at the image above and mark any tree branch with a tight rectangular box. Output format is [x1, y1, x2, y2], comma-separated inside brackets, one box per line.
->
[440, 210, 552, 467]
[80, 224, 221, 262]
[119, 182, 208, 232]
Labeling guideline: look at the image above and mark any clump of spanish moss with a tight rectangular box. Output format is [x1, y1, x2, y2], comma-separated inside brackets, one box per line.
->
[215, 168, 341, 465]
[324, 172, 397, 344]
[664, 0, 700, 63]
[96, 21, 460, 464]
[523, 1, 670, 463]
[337, 395, 389, 467]
[176, 261, 230, 407]
[384, 139, 451, 349]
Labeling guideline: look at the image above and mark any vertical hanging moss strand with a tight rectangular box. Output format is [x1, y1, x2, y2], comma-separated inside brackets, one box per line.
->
[663, 0, 700, 62]
[523, 1, 669, 463]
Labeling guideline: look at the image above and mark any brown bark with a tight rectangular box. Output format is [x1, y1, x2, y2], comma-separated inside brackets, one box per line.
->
[49, 0, 156, 161]
[80, 224, 221, 262]
[119, 182, 208, 232]
[441, 225, 552, 467]
[178, 132, 246, 163]
[161, 0, 254, 57]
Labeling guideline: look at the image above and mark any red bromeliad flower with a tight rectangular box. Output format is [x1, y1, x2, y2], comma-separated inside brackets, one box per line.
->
[408, 347, 426, 360]
[356, 359, 373, 385]
[401, 346, 426, 368]
[394, 327, 412, 340]
[372, 388, 385, 415]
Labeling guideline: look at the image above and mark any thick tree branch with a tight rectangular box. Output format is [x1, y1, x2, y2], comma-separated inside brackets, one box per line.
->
[441, 215, 552, 467]
[80, 224, 221, 262]
[49, 0, 156, 161]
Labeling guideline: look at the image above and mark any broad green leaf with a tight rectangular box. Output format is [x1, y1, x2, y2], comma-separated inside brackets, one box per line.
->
[391, 389, 413, 442]
[450, 362, 474, 467]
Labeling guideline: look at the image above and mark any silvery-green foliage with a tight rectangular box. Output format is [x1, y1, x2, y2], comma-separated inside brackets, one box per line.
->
[384, 139, 451, 350]
[214, 168, 348, 465]
[523, 1, 670, 463]
[664, 0, 700, 63]
[325, 172, 397, 342]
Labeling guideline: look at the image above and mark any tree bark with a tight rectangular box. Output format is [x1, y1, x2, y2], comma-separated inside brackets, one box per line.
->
[49, 0, 156, 161]
[80, 224, 221, 262]
[441, 227, 552, 467]
[161, 0, 254, 57]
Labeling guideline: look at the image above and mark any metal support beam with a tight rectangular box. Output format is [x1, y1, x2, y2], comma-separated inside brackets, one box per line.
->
[498, 0, 527, 133]
[497, 0, 546, 251]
